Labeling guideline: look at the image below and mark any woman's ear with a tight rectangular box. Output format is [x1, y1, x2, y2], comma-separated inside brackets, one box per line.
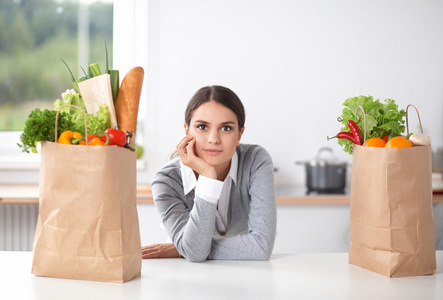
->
[238, 127, 245, 145]
[184, 123, 189, 135]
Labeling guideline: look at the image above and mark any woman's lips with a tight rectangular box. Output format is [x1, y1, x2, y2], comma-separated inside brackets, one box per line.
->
[204, 149, 222, 155]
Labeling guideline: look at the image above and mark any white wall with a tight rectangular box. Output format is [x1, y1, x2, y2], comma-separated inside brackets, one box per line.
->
[125, 0, 443, 187]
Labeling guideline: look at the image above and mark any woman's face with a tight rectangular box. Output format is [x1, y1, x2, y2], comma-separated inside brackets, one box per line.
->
[185, 100, 244, 174]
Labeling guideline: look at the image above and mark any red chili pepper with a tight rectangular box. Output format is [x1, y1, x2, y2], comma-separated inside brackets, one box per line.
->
[347, 120, 362, 145]
[328, 131, 358, 144]
[338, 132, 358, 143]
[104, 128, 127, 147]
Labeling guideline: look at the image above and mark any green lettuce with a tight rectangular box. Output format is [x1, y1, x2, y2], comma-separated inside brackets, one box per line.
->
[337, 95, 406, 154]
[54, 89, 110, 136]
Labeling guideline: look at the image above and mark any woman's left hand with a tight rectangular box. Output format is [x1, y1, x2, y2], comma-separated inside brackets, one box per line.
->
[142, 243, 182, 259]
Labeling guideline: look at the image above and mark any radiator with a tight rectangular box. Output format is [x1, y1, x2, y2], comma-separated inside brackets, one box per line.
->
[0, 204, 38, 251]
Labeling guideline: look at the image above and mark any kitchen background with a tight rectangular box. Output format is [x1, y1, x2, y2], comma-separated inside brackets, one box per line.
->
[2, 0, 443, 187]
[1, 0, 443, 253]
[121, 0, 443, 189]
[117, 0, 443, 253]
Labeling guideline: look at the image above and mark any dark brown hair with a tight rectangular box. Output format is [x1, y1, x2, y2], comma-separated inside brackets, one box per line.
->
[185, 85, 245, 131]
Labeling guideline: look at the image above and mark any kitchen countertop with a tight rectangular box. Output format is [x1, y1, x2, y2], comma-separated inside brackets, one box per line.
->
[1, 184, 443, 205]
[1, 251, 442, 300]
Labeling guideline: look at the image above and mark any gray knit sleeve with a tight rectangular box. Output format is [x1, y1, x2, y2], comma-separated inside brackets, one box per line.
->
[151, 165, 218, 262]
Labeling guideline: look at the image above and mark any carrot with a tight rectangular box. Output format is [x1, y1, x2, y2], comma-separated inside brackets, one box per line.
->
[114, 66, 144, 134]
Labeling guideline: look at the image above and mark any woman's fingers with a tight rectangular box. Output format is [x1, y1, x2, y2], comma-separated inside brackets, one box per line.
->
[175, 135, 216, 179]
[142, 243, 181, 259]
[184, 137, 196, 157]
[176, 135, 194, 156]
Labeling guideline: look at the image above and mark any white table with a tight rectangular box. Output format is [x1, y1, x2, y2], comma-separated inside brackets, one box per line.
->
[1, 251, 442, 300]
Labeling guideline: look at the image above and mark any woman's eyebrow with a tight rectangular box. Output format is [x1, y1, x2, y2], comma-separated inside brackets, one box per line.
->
[193, 120, 237, 125]
[193, 120, 209, 124]
[221, 121, 237, 125]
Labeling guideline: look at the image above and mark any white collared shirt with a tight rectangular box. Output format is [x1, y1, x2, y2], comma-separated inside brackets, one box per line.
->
[180, 152, 238, 235]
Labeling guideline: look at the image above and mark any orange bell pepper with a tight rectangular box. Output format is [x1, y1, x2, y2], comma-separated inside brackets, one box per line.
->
[58, 130, 86, 145]
[87, 132, 109, 146]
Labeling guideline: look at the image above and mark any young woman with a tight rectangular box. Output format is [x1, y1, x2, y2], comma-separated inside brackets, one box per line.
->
[142, 85, 277, 262]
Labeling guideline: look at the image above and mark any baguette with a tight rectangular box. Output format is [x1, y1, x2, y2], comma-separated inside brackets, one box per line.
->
[115, 66, 144, 134]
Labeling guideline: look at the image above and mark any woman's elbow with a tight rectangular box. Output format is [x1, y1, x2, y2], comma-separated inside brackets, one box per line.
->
[256, 247, 273, 261]
[182, 252, 208, 262]
[254, 234, 275, 260]
[179, 245, 210, 262]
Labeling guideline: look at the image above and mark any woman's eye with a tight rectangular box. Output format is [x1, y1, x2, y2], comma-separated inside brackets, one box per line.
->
[221, 126, 232, 131]
[197, 124, 207, 130]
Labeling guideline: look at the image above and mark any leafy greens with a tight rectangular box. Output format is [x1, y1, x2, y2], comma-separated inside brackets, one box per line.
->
[54, 90, 110, 137]
[337, 95, 406, 154]
[18, 90, 110, 153]
[17, 109, 73, 153]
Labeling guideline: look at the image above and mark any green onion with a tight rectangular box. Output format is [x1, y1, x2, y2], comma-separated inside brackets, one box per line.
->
[60, 58, 79, 93]
[109, 70, 119, 103]
[105, 38, 110, 74]
[89, 63, 101, 77]
[61, 40, 119, 101]
[74, 77, 86, 96]
[105, 39, 119, 102]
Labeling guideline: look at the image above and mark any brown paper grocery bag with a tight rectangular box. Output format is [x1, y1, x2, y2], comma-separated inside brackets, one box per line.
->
[348, 105, 436, 277]
[32, 106, 142, 283]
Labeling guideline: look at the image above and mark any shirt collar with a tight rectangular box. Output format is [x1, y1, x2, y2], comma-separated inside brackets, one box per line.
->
[180, 151, 238, 196]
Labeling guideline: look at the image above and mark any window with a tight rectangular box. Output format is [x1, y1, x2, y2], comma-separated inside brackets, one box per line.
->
[0, 0, 116, 178]
[0, 0, 114, 132]
[0, 0, 150, 184]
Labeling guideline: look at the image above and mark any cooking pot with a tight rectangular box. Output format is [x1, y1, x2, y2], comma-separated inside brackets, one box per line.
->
[296, 147, 347, 194]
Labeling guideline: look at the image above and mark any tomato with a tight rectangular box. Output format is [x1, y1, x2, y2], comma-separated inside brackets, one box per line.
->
[104, 128, 127, 147]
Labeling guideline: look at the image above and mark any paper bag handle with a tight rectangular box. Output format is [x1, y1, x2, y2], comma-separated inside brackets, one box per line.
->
[405, 104, 424, 135]
[54, 104, 89, 145]
[355, 106, 367, 144]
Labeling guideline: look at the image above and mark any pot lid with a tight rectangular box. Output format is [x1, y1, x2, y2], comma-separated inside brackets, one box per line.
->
[296, 147, 347, 166]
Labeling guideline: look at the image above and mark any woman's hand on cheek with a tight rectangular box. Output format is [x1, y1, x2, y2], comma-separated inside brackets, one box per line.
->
[177, 136, 217, 179]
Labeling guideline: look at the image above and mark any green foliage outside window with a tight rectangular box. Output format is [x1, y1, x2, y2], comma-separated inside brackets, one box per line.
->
[0, 0, 113, 130]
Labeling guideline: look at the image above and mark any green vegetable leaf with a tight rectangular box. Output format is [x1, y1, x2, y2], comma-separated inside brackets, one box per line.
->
[53, 90, 110, 136]
[54, 89, 87, 114]
[84, 104, 110, 137]
[335, 95, 406, 154]
[17, 109, 73, 153]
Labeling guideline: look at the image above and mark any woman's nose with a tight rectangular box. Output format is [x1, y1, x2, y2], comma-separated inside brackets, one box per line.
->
[208, 129, 220, 144]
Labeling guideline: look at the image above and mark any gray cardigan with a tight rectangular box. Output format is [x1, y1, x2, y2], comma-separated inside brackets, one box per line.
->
[151, 144, 277, 262]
